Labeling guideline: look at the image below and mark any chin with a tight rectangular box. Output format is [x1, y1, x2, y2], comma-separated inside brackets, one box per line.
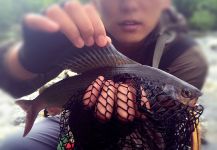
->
[117, 36, 146, 45]
[118, 31, 149, 43]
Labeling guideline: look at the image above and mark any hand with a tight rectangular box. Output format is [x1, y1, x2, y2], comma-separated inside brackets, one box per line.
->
[18, 1, 110, 73]
[83, 76, 151, 122]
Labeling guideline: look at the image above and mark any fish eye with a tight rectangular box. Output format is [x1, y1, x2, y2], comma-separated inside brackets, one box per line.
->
[181, 88, 192, 98]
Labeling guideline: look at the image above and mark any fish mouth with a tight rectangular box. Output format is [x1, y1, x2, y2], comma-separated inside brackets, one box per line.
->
[196, 90, 203, 97]
[189, 90, 202, 101]
[188, 90, 202, 106]
[181, 90, 202, 106]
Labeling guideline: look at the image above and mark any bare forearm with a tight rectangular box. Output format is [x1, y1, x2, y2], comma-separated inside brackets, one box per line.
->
[3, 43, 37, 80]
[0, 43, 62, 98]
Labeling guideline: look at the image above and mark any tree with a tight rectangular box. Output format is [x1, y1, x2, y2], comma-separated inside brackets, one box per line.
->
[190, 10, 216, 31]
[0, 0, 58, 40]
[173, 0, 198, 18]
[173, 0, 217, 30]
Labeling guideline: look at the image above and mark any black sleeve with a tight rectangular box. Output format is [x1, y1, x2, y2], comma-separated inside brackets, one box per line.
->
[0, 43, 62, 98]
[163, 46, 208, 90]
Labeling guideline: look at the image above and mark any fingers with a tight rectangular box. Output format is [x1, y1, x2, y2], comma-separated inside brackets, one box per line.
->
[45, 1, 108, 48]
[83, 77, 151, 122]
[23, 1, 109, 48]
[46, 4, 84, 48]
[83, 77, 116, 122]
[84, 4, 107, 47]
[64, 2, 94, 46]
[95, 80, 116, 121]
[116, 83, 136, 122]
[24, 14, 60, 33]
[106, 36, 112, 44]
[83, 76, 104, 107]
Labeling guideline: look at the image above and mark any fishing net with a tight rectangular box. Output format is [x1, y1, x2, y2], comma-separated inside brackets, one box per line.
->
[57, 73, 203, 150]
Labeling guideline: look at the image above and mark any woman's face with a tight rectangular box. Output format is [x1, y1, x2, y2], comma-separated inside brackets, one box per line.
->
[93, 0, 170, 46]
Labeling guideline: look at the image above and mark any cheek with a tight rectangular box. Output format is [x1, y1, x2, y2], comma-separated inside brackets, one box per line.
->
[142, 3, 164, 25]
[97, 3, 117, 30]
[143, 13, 161, 33]
[97, 1, 117, 20]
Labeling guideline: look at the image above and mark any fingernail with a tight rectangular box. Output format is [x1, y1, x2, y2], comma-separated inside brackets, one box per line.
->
[97, 35, 107, 47]
[85, 37, 94, 46]
[75, 38, 84, 48]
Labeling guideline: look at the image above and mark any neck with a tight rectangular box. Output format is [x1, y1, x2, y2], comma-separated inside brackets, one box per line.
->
[112, 29, 159, 55]
[114, 40, 144, 56]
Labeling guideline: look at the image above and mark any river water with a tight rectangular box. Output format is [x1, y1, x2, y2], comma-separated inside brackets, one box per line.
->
[195, 34, 217, 149]
[0, 35, 216, 149]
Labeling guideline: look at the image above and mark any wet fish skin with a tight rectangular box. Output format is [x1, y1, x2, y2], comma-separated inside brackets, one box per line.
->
[15, 64, 202, 137]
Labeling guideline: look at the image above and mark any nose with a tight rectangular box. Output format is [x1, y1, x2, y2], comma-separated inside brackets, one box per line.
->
[119, 0, 139, 13]
[196, 90, 202, 97]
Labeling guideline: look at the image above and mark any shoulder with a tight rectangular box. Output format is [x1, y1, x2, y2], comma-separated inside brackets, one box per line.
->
[157, 9, 208, 89]
[160, 35, 208, 89]
[167, 45, 208, 73]
[160, 33, 197, 67]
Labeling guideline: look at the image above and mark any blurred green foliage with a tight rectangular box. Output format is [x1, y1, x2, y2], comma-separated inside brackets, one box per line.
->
[190, 10, 216, 31]
[0, 0, 59, 40]
[174, 0, 217, 31]
[0, 0, 217, 41]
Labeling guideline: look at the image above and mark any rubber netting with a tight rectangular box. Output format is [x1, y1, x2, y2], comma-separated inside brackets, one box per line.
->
[57, 73, 203, 150]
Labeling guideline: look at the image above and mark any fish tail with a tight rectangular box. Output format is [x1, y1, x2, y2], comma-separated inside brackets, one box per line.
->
[15, 100, 39, 137]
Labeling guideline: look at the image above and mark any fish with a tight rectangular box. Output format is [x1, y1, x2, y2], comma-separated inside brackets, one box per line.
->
[15, 44, 202, 137]
[16, 64, 202, 137]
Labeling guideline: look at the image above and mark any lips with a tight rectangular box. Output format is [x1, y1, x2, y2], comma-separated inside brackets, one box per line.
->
[118, 20, 142, 32]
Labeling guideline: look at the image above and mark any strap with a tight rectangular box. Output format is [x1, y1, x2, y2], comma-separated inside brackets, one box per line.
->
[152, 31, 176, 68]
[159, 34, 197, 70]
